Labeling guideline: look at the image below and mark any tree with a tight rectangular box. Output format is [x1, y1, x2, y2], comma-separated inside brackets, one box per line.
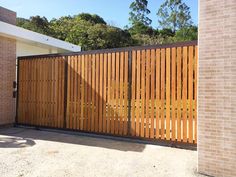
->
[157, 0, 192, 32]
[17, 13, 135, 50]
[158, 28, 175, 38]
[76, 13, 106, 25]
[16, 17, 30, 27]
[66, 19, 134, 50]
[173, 25, 198, 41]
[49, 16, 74, 40]
[17, 16, 52, 35]
[128, 22, 154, 36]
[30, 16, 51, 34]
[129, 0, 152, 26]
[16, 5, 197, 51]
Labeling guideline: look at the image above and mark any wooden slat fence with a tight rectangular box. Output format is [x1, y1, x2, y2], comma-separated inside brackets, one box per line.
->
[17, 41, 198, 144]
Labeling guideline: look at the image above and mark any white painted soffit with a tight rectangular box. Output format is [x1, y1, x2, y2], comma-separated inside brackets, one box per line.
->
[0, 21, 81, 52]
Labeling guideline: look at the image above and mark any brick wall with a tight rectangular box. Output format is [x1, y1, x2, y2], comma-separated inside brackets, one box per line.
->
[0, 7, 16, 125]
[0, 6, 16, 25]
[198, 0, 236, 176]
[0, 36, 16, 125]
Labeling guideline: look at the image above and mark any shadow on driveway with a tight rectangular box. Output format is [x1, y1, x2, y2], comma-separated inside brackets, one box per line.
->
[0, 127, 146, 152]
[0, 137, 36, 148]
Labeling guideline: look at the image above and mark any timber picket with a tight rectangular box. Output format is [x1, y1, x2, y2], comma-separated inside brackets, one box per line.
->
[111, 53, 115, 134]
[141, 50, 146, 138]
[155, 49, 160, 139]
[145, 49, 150, 138]
[183, 47, 188, 142]
[177, 47, 182, 142]
[123, 52, 129, 135]
[150, 49, 155, 139]
[160, 49, 165, 140]
[107, 53, 111, 133]
[166, 48, 170, 140]
[91, 55, 95, 131]
[119, 52, 124, 135]
[171, 48, 176, 140]
[135, 50, 141, 137]
[189, 46, 194, 143]
[103, 54, 108, 133]
[99, 54, 103, 132]
[131, 50, 136, 136]
[115, 52, 120, 134]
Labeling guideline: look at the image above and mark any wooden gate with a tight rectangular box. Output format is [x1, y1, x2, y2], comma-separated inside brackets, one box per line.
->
[17, 41, 198, 144]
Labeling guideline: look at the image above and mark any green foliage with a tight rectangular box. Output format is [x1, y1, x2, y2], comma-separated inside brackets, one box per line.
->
[128, 22, 154, 36]
[17, 16, 52, 35]
[16, 1, 197, 50]
[131, 25, 198, 46]
[157, 0, 192, 32]
[127, 0, 197, 46]
[17, 13, 134, 50]
[128, 0, 155, 45]
[50, 15, 133, 50]
[76, 13, 106, 25]
[65, 19, 91, 49]
[66, 21, 133, 50]
[173, 25, 198, 41]
[49, 16, 74, 41]
[129, 0, 152, 26]
[158, 28, 175, 38]
[16, 17, 29, 27]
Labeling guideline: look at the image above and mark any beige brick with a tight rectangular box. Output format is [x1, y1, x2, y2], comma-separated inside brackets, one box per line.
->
[0, 7, 16, 125]
[0, 36, 16, 125]
[198, 0, 236, 176]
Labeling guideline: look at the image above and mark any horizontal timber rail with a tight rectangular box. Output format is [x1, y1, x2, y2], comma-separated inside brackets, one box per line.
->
[16, 41, 198, 146]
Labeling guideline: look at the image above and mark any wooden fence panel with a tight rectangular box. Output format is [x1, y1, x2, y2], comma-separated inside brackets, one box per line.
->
[130, 44, 198, 143]
[17, 57, 65, 128]
[17, 41, 198, 144]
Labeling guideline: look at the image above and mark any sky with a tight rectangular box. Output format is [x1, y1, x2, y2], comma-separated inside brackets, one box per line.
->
[0, 0, 198, 29]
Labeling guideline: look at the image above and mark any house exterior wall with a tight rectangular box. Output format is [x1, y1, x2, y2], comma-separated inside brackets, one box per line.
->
[198, 0, 236, 176]
[0, 7, 16, 126]
[16, 41, 59, 57]
[0, 35, 16, 126]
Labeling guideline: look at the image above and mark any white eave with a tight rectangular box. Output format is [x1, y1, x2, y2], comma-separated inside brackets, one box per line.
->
[0, 21, 81, 52]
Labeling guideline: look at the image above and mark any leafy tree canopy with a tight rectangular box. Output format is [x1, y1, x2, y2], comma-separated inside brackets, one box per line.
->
[128, 22, 154, 36]
[129, 0, 152, 26]
[75, 13, 106, 25]
[17, 13, 134, 50]
[16, 1, 197, 50]
[157, 0, 192, 32]
[17, 16, 52, 35]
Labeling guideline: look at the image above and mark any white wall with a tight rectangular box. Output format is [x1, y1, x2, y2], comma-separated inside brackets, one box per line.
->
[16, 41, 61, 57]
[0, 21, 81, 53]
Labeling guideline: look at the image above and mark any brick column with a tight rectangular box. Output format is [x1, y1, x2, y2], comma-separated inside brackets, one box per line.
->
[198, 0, 236, 176]
[0, 7, 16, 126]
[0, 6, 16, 25]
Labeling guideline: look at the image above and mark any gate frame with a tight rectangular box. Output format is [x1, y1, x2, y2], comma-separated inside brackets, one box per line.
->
[15, 40, 198, 148]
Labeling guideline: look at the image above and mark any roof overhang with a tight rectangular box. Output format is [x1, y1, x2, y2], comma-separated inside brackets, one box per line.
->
[0, 21, 81, 52]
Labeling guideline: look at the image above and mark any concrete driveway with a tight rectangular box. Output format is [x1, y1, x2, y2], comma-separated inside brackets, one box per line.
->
[0, 127, 204, 177]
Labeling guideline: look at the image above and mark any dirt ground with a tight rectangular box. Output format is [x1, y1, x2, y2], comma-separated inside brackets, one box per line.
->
[0, 127, 204, 177]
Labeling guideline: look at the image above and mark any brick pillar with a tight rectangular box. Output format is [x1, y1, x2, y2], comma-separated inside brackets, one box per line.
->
[0, 7, 16, 125]
[0, 6, 16, 25]
[198, 0, 236, 176]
